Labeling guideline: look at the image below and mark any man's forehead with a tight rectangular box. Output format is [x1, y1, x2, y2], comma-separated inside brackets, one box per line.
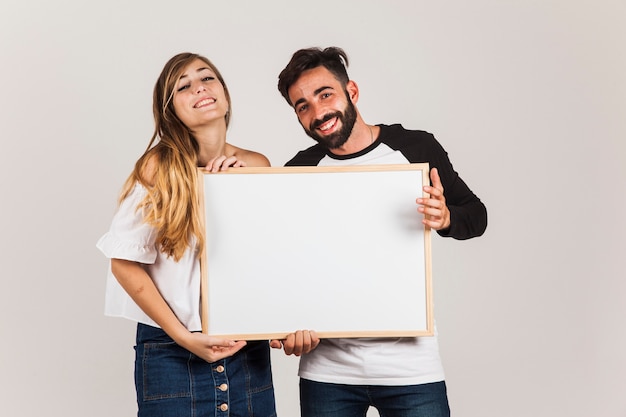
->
[289, 67, 339, 100]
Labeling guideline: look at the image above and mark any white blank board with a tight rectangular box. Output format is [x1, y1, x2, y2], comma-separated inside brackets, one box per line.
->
[199, 164, 433, 340]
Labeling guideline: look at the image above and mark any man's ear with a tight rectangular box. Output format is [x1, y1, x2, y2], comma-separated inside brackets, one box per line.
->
[346, 80, 359, 104]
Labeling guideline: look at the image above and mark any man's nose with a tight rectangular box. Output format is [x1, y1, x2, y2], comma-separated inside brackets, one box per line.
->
[312, 102, 328, 121]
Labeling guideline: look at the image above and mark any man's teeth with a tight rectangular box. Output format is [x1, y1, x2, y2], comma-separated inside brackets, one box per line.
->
[319, 118, 336, 131]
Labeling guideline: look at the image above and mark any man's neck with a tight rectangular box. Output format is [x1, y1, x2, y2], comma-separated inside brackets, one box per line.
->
[329, 122, 377, 156]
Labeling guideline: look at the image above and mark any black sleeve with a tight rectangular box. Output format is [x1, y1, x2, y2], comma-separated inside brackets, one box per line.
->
[284, 145, 327, 167]
[385, 127, 487, 240]
[427, 137, 487, 240]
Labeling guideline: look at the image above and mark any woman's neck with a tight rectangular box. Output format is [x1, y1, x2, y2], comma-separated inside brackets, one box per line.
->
[194, 123, 228, 166]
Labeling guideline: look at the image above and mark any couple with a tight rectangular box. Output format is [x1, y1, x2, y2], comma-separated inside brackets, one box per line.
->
[97, 47, 487, 417]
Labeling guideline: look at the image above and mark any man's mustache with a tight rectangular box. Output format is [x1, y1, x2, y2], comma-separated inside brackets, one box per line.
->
[311, 112, 341, 130]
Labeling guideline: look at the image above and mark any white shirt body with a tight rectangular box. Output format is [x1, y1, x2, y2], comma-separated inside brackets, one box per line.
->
[97, 183, 202, 331]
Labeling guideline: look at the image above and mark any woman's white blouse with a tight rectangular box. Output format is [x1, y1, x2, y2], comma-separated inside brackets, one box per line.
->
[96, 183, 202, 331]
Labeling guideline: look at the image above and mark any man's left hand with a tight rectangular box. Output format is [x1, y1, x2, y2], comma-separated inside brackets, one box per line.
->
[416, 167, 451, 231]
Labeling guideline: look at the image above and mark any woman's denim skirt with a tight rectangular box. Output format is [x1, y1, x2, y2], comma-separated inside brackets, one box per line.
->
[134, 323, 276, 417]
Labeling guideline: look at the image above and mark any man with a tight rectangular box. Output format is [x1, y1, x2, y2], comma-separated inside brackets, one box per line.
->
[274, 47, 488, 417]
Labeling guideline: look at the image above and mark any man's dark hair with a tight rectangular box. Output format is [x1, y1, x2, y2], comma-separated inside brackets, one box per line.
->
[277, 46, 350, 106]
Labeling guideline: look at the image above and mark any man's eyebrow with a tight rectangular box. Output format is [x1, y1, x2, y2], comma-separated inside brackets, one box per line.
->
[293, 86, 334, 107]
[314, 86, 333, 96]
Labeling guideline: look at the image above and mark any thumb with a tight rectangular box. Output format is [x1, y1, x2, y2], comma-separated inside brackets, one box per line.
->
[430, 167, 442, 188]
[209, 337, 238, 348]
[269, 339, 283, 349]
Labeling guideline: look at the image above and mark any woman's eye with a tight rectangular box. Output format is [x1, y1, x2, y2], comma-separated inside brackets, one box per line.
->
[202, 76, 215, 82]
[177, 84, 190, 92]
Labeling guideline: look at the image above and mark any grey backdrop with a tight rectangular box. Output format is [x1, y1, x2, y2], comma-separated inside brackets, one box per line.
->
[1, 1, 624, 416]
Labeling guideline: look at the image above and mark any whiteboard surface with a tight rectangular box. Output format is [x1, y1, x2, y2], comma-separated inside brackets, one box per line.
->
[199, 165, 432, 339]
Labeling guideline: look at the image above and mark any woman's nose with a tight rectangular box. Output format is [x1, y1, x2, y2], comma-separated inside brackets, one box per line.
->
[194, 82, 206, 94]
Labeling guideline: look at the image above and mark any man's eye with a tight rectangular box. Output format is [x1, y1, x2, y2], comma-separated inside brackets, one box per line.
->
[297, 105, 307, 113]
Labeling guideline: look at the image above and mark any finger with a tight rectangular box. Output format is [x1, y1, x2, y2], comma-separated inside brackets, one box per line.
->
[309, 331, 320, 351]
[208, 156, 226, 172]
[423, 185, 443, 199]
[205, 156, 221, 172]
[208, 340, 247, 361]
[227, 340, 247, 352]
[422, 207, 450, 230]
[282, 333, 295, 355]
[421, 207, 443, 219]
[210, 340, 246, 351]
[422, 169, 443, 198]
[269, 339, 283, 349]
[293, 331, 304, 356]
[430, 167, 443, 190]
[220, 156, 238, 171]
[300, 331, 311, 354]
[422, 218, 441, 229]
[210, 338, 237, 348]
[213, 156, 228, 172]
[301, 330, 317, 354]
[421, 197, 445, 211]
[417, 199, 441, 222]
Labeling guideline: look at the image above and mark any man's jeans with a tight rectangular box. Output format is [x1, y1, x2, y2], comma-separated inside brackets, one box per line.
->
[300, 378, 450, 417]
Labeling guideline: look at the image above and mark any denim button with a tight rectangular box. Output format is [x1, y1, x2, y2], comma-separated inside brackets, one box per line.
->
[218, 383, 228, 391]
[215, 365, 225, 372]
[219, 403, 228, 412]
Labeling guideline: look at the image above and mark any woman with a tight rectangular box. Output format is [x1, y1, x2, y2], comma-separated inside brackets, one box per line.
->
[97, 52, 276, 417]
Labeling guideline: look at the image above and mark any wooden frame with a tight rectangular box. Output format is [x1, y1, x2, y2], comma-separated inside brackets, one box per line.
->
[198, 164, 433, 340]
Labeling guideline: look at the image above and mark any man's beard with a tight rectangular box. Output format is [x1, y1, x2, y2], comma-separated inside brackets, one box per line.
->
[304, 96, 357, 150]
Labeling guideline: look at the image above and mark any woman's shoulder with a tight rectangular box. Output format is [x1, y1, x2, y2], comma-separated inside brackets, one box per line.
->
[228, 144, 271, 167]
[137, 150, 161, 186]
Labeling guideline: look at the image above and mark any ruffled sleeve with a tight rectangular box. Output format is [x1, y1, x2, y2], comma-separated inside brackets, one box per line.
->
[96, 183, 158, 264]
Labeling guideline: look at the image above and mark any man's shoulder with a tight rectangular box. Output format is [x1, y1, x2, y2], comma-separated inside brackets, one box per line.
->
[379, 124, 438, 148]
[377, 123, 447, 165]
[380, 123, 434, 139]
[284, 144, 327, 167]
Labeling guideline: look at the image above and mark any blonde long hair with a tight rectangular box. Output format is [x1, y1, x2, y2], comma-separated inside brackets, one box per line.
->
[119, 52, 232, 261]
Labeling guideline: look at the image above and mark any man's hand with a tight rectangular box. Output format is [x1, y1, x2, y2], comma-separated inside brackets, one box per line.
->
[270, 330, 319, 356]
[416, 167, 451, 231]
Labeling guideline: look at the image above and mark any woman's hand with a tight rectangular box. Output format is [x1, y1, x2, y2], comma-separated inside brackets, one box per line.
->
[177, 331, 247, 363]
[204, 155, 247, 173]
[110, 259, 246, 363]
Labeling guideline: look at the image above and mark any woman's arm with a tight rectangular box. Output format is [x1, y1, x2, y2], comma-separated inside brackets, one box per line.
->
[111, 258, 246, 362]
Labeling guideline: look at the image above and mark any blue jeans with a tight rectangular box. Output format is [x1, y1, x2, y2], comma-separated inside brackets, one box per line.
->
[134, 323, 276, 417]
[300, 379, 450, 417]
